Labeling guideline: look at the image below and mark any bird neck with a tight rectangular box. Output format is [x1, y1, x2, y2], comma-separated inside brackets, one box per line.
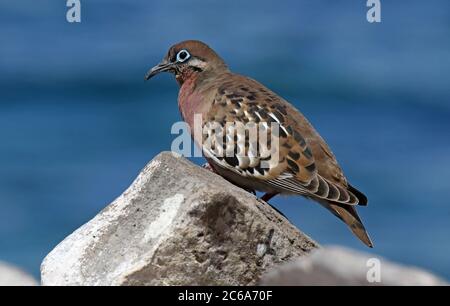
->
[178, 74, 203, 129]
[175, 68, 198, 87]
[177, 69, 223, 129]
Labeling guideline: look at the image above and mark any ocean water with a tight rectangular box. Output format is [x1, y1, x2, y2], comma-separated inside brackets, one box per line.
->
[1, 0, 450, 280]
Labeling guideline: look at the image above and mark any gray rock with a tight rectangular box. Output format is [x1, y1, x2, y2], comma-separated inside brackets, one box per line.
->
[260, 246, 449, 286]
[0, 262, 38, 286]
[41, 152, 318, 286]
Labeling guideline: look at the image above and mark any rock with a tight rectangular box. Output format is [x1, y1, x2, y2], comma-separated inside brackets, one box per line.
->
[41, 152, 318, 286]
[0, 261, 38, 286]
[260, 246, 449, 286]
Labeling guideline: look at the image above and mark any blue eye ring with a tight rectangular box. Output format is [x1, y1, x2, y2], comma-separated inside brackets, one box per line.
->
[176, 49, 190, 62]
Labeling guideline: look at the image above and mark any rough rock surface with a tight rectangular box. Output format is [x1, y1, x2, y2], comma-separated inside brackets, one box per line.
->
[0, 261, 38, 286]
[41, 152, 318, 286]
[260, 246, 449, 286]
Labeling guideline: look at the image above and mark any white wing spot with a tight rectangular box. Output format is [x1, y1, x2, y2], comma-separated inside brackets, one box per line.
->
[268, 112, 281, 124]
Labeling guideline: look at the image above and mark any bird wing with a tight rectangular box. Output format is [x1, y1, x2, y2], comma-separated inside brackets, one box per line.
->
[202, 75, 362, 205]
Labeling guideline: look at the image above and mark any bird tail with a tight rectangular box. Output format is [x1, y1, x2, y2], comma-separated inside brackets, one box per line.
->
[319, 201, 374, 248]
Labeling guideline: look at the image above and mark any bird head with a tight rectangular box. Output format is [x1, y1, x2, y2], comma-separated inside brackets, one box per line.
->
[145, 40, 228, 85]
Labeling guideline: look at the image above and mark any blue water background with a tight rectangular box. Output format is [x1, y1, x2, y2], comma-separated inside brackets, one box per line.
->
[1, 1, 450, 279]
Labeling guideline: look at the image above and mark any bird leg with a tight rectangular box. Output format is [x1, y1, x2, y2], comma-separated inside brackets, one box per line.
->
[244, 188, 257, 196]
[260, 192, 287, 218]
[202, 162, 217, 173]
[203, 162, 284, 217]
[261, 192, 279, 202]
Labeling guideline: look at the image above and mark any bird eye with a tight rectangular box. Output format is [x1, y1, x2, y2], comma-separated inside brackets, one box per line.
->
[176, 49, 190, 63]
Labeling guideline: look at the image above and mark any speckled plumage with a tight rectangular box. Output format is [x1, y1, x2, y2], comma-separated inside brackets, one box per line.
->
[146, 40, 373, 247]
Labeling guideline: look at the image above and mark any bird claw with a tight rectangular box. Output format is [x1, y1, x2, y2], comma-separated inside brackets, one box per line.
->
[261, 192, 279, 202]
[202, 162, 216, 172]
[245, 189, 256, 196]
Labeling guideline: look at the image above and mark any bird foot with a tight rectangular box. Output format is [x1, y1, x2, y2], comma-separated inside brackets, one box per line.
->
[244, 188, 256, 196]
[268, 204, 288, 219]
[261, 192, 279, 202]
[202, 162, 216, 173]
[259, 192, 287, 219]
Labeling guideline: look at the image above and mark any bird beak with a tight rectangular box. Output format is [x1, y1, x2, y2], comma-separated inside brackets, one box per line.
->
[145, 60, 173, 80]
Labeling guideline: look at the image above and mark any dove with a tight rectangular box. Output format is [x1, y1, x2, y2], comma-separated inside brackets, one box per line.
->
[146, 40, 372, 247]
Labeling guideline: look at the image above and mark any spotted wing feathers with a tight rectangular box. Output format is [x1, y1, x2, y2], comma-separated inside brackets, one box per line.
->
[203, 79, 364, 206]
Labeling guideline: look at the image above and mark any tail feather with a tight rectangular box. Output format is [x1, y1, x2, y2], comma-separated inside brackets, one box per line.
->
[319, 200, 373, 248]
[348, 184, 368, 206]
